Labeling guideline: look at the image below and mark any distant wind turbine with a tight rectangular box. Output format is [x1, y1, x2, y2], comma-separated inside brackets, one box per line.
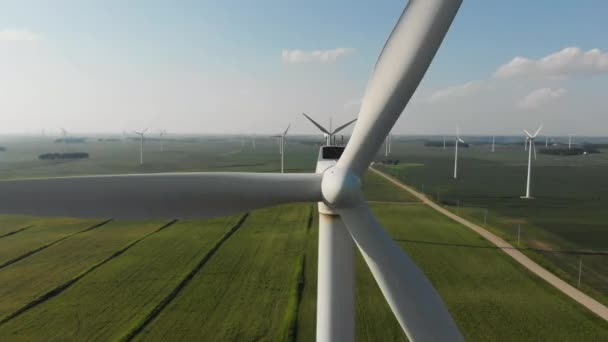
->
[491, 135, 495, 152]
[443, 135, 446, 150]
[568, 134, 574, 149]
[385, 134, 392, 156]
[134, 129, 148, 165]
[159, 130, 167, 152]
[272, 124, 290, 173]
[522, 125, 542, 199]
[302, 113, 357, 146]
[454, 128, 465, 179]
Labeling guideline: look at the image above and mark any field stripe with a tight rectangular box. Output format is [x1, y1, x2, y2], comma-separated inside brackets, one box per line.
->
[371, 167, 608, 322]
[0, 219, 112, 270]
[0, 219, 177, 326]
[121, 213, 249, 341]
[0, 225, 34, 239]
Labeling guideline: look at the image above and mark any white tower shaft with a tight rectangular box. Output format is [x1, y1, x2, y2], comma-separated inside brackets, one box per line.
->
[453, 139, 459, 179]
[316, 213, 355, 342]
[525, 138, 533, 198]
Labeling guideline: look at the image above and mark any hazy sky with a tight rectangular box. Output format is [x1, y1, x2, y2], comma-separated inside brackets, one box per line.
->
[1, 0, 607, 136]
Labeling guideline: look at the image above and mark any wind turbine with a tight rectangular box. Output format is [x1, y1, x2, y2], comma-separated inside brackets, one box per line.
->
[453, 128, 465, 179]
[272, 124, 290, 173]
[159, 130, 167, 152]
[0, 2, 463, 341]
[522, 125, 542, 199]
[134, 129, 147, 165]
[302, 113, 357, 146]
[568, 134, 574, 149]
[443, 135, 446, 150]
[491, 135, 495, 153]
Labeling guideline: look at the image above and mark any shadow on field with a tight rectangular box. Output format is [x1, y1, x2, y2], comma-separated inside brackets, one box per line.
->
[396, 238, 608, 256]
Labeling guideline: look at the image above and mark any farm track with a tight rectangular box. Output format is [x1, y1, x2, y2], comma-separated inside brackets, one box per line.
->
[0, 225, 33, 239]
[371, 167, 608, 322]
[0, 219, 112, 270]
[0, 220, 177, 326]
[122, 213, 249, 341]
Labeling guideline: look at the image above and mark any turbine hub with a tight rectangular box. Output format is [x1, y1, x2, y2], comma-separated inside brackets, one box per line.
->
[321, 167, 361, 208]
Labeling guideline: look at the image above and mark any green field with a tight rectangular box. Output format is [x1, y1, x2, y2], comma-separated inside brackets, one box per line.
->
[377, 139, 608, 305]
[0, 217, 240, 341]
[0, 136, 606, 340]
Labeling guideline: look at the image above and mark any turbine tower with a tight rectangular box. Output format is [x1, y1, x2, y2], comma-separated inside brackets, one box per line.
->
[453, 128, 465, 179]
[159, 130, 167, 152]
[0, 2, 464, 341]
[491, 135, 495, 152]
[568, 134, 574, 149]
[134, 129, 147, 165]
[522, 125, 542, 199]
[272, 124, 290, 173]
[302, 113, 357, 146]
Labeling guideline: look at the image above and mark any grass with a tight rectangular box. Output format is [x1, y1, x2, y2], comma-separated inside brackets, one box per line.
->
[362, 171, 420, 203]
[0, 217, 240, 341]
[133, 204, 311, 341]
[0, 217, 103, 267]
[0, 220, 166, 321]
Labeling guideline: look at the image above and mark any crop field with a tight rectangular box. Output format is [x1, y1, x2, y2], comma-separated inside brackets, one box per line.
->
[377, 139, 608, 305]
[0, 217, 103, 267]
[0, 217, 240, 341]
[0, 135, 607, 340]
[0, 220, 167, 321]
[134, 204, 311, 341]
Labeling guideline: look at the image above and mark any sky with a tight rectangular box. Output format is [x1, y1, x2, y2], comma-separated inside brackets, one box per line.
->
[1, 0, 607, 136]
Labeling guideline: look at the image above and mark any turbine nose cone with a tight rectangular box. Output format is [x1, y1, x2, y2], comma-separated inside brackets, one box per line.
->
[321, 167, 361, 208]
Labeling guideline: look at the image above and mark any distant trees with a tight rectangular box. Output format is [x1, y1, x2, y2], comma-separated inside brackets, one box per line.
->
[540, 145, 600, 156]
[54, 137, 86, 143]
[39, 152, 89, 160]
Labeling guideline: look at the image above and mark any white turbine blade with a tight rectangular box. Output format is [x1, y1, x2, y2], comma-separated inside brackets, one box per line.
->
[523, 129, 532, 138]
[458, 138, 464, 143]
[339, 202, 463, 341]
[0, 173, 322, 220]
[331, 118, 358, 135]
[142, 128, 148, 134]
[533, 124, 543, 138]
[302, 113, 331, 135]
[338, 0, 462, 175]
[283, 123, 291, 137]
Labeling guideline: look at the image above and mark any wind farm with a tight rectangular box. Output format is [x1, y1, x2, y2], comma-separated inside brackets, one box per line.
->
[0, 0, 607, 341]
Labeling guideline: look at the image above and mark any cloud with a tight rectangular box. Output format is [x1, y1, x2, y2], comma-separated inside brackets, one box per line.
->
[494, 47, 608, 79]
[427, 80, 484, 102]
[0, 29, 39, 42]
[518, 87, 567, 110]
[281, 48, 355, 64]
